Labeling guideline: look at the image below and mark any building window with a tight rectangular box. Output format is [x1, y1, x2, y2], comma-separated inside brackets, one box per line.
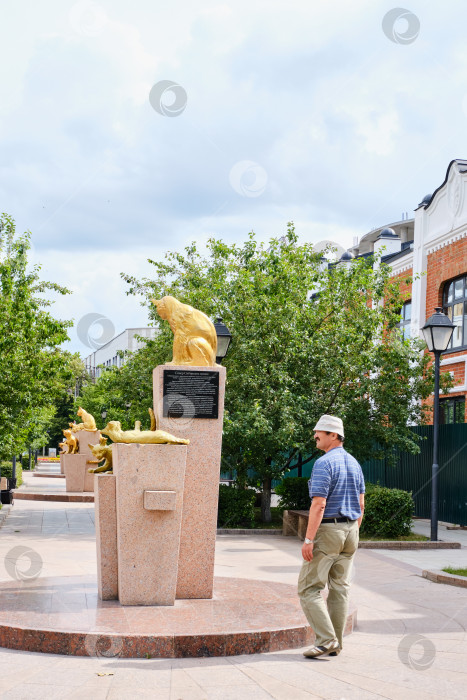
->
[397, 300, 412, 339]
[443, 275, 467, 349]
[439, 396, 465, 424]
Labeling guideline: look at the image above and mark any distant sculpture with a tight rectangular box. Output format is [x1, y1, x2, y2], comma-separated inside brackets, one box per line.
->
[63, 429, 79, 454]
[72, 407, 98, 432]
[152, 295, 217, 367]
[102, 407, 189, 445]
[69, 422, 79, 432]
[87, 436, 113, 474]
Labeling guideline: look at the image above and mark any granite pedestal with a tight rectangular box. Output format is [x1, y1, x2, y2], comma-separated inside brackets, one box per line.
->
[63, 430, 100, 493]
[94, 443, 187, 606]
[153, 364, 226, 599]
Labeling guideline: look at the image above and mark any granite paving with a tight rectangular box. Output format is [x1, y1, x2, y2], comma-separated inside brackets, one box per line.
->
[0, 497, 466, 697]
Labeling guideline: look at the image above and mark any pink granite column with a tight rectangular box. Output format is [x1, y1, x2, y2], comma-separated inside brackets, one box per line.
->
[153, 364, 226, 599]
[63, 431, 101, 492]
[94, 474, 118, 600]
[113, 443, 187, 606]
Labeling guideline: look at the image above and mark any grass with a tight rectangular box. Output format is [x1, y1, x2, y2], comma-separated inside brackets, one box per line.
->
[442, 567, 467, 577]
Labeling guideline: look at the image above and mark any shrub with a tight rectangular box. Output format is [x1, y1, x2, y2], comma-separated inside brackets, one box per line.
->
[0, 461, 23, 487]
[275, 477, 310, 511]
[360, 484, 414, 538]
[218, 484, 256, 528]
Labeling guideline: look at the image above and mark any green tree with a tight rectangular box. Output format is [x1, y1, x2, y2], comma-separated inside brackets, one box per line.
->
[0, 213, 72, 460]
[83, 225, 448, 522]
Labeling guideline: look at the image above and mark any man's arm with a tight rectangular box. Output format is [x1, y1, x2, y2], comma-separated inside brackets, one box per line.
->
[301, 496, 326, 562]
[358, 493, 365, 528]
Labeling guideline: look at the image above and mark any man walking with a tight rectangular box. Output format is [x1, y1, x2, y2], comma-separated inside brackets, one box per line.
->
[298, 415, 365, 658]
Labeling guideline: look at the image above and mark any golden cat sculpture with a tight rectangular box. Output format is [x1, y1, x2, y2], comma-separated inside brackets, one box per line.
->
[152, 295, 217, 366]
[87, 436, 113, 474]
[63, 429, 79, 454]
[58, 441, 67, 455]
[72, 407, 98, 432]
[101, 408, 189, 445]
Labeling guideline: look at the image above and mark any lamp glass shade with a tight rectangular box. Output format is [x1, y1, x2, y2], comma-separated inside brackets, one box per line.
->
[421, 308, 455, 352]
[213, 317, 232, 360]
[216, 334, 231, 359]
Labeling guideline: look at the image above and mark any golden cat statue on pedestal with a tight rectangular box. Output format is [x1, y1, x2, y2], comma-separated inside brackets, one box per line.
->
[102, 408, 189, 445]
[152, 295, 217, 367]
[63, 429, 79, 454]
[87, 436, 113, 474]
[72, 407, 98, 432]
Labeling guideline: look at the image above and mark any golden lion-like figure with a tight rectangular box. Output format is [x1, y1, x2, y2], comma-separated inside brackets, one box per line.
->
[101, 408, 189, 445]
[87, 436, 113, 474]
[58, 441, 67, 455]
[62, 429, 79, 454]
[72, 407, 98, 432]
[152, 295, 217, 366]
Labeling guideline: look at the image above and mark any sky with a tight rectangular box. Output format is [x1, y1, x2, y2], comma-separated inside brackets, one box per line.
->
[2, 0, 467, 356]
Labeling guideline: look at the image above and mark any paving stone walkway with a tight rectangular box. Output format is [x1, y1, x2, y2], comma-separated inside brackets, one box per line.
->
[0, 498, 466, 698]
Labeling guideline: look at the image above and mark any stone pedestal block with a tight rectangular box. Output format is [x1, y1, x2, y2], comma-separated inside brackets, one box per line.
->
[75, 430, 101, 458]
[63, 454, 95, 492]
[60, 455, 65, 474]
[113, 443, 187, 606]
[153, 364, 226, 599]
[94, 474, 118, 600]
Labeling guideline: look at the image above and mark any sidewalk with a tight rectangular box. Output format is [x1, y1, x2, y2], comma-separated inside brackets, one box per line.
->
[0, 500, 465, 698]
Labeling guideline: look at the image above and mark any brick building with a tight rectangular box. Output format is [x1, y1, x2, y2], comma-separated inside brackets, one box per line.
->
[347, 159, 467, 424]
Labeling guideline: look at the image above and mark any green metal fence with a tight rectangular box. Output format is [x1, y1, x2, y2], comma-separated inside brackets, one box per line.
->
[361, 425, 467, 526]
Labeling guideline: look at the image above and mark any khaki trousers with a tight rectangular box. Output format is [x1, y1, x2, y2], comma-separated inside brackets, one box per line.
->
[298, 520, 359, 648]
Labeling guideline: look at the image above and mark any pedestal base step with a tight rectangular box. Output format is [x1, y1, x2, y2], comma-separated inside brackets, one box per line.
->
[13, 491, 94, 502]
[0, 575, 356, 658]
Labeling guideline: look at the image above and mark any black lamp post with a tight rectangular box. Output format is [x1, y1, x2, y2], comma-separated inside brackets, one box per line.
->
[214, 317, 232, 364]
[421, 307, 455, 541]
[101, 409, 107, 422]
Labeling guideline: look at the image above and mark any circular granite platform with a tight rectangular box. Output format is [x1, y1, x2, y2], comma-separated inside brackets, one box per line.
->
[0, 575, 356, 658]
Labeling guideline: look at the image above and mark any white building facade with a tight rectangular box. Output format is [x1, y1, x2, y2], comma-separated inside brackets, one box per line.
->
[84, 328, 156, 379]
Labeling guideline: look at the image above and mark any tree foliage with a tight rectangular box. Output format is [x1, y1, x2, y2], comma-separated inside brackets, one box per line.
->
[0, 214, 72, 459]
[79, 225, 447, 521]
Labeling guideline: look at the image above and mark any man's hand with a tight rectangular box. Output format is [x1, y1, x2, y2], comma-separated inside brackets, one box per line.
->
[301, 542, 314, 562]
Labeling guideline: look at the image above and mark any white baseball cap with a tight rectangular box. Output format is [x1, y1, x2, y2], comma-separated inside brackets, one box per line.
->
[313, 414, 344, 437]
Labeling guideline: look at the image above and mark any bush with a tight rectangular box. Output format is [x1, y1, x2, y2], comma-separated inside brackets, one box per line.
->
[218, 484, 256, 528]
[360, 484, 414, 538]
[0, 461, 23, 487]
[275, 477, 310, 511]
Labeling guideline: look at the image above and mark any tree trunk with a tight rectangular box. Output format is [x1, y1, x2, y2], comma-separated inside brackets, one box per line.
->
[261, 476, 272, 523]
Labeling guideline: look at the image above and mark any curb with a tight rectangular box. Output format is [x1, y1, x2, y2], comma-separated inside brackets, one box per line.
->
[0, 504, 13, 527]
[217, 529, 283, 536]
[422, 569, 467, 588]
[359, 541, 461, 549]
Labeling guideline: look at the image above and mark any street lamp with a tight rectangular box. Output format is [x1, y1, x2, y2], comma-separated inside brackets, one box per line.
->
[101, 409, 107, 421]
[214, 317, 232, 365]
[421, 307, 455, 541]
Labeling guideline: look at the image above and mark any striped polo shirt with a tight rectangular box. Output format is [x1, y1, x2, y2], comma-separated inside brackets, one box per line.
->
[308, 446, 365, 520]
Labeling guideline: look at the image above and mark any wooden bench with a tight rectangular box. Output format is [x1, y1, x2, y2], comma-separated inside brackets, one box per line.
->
[282, 509, 309, 539]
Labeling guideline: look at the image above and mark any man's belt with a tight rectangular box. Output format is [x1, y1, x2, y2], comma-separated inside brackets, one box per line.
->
[321, 517, 355, 523]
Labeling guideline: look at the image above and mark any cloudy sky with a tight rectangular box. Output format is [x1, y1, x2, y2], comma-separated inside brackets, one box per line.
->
[2, 0, 467, 355]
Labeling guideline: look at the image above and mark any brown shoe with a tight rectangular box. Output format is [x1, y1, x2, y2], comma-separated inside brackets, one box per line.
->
[303, 640, 339, 658]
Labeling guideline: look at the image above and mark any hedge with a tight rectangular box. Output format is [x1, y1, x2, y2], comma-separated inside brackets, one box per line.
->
[218, 484, 256, 528]
[275, 477, 310, 511]
[360, 483, 414, 538]
[0, 461, 23, 487]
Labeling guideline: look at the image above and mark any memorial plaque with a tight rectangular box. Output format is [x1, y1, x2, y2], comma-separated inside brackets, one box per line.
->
[163, 370, 219, 419]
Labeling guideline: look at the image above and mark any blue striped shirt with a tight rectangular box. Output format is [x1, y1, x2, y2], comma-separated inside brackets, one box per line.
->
[308, 447, 365, 520]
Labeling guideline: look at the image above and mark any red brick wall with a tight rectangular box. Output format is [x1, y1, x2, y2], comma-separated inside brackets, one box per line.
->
[425, 238, 467, 422]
